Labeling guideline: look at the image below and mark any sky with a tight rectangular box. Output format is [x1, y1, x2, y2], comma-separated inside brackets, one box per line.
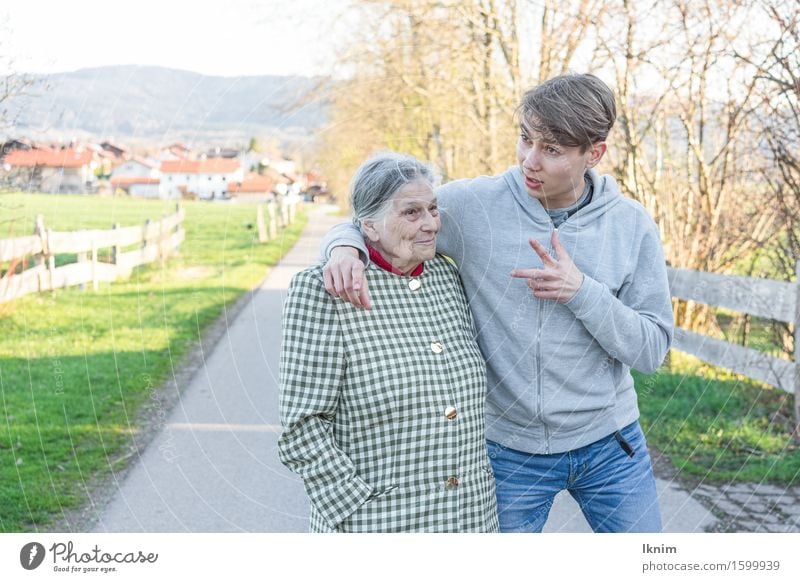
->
[1, 0, 352, 77]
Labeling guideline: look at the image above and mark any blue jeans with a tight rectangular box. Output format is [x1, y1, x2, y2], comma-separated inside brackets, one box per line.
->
[487, 420, 662, 532]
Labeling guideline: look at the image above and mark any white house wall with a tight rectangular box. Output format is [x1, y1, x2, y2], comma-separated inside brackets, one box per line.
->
[159, 168, 244, 200]
[111, 161, 157, 179]
[130, 183, 161, 198]
[40, 167, 92, 193]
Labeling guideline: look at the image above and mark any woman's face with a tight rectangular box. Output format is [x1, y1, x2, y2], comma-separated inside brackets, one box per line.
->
[364, 180, 440, 274]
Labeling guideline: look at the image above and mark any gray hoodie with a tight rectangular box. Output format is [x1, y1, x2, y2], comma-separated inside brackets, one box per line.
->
[321, 166, 673, 454]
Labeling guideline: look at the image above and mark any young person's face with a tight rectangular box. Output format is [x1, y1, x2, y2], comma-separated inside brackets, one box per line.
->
[516, 117, 606, 209]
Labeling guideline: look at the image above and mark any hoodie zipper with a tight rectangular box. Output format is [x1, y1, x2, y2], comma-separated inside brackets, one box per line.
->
[537, 226, 554, 454]
[536, 292, 549, 454]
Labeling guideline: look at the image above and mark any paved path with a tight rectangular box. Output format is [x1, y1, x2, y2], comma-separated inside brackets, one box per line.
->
[89, 203, 797, 533]
[90, 205, 335, 532]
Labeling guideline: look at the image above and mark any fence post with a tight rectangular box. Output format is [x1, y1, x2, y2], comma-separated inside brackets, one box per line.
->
[794, 260, 800, 442]
[256, 204, 268, 243]
[77, 250, 87, 291]
[279, 195, 289, 227]
[112, 222, 121, 266]
[143, 219, 151, 247]
[267, 201, 278, 240]
[91, 240, 98, 291]
[47, 229, 56, 293]
[159, 214, 166, 268]
[33, 214, 49, 291]
[174, 203, 182, 254]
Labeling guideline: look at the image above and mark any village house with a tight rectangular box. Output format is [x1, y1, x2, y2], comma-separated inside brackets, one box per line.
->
[159, 158, 243, 200]
[260, 166, 294, 196]
[0, 136, 311, 201]
[226, 173, 277, 203]
[302, 170, 331, 202]
[159, 143, 191, 162]
[206, 146, 241, 159]
[111, 176, 161, 197]
[1, 138, 36, 157]
[265, 156, 296, 176]
[86, 143, 119, 177]
[111, 156, 159, 179]
[108, 156, 160, 197]
[2, 146, 97, 193]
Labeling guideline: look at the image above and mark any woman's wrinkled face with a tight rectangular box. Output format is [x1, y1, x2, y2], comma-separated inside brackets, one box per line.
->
[364, 180, 440, 273]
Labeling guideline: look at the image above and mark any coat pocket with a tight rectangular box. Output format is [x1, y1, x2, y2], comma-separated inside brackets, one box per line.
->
[338, 483, 401, 533]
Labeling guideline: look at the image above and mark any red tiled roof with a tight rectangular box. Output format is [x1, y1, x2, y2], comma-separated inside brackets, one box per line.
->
[4, 147, 94, 168]
[110, 176, 160, 186]
[262, 167, 291, 184]
[227, 174, 275, 193]
[160, 159, 241, 174]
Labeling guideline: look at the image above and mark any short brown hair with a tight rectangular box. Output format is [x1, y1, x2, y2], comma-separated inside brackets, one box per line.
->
[517, 73, 617, 152]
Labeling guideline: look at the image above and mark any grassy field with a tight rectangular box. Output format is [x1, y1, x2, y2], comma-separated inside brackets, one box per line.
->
[0, 192, 307, 532]
[637, 352, 799, 485]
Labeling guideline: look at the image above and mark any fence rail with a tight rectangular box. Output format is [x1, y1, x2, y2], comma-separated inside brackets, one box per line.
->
[667, 263, 800, 437]
[0, 204, 185, 303]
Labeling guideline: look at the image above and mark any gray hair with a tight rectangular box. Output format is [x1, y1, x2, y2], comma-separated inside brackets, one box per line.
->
[350, 152, 436, 229]
[517, 73, 617, 152]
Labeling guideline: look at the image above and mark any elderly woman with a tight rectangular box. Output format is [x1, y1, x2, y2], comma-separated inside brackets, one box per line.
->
[278, 152, 498, 533]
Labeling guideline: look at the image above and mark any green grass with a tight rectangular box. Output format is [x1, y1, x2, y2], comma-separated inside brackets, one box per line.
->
[0, 192, 307, 532]
[637, 352, 799, 485]
[714, 310, 788, 357]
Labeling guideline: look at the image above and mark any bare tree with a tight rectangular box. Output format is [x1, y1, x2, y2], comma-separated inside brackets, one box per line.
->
[587, 0, 777, 331]
[0, 23, 36, 135]
[321, 0, 785, 336]
[325, 0, 602, 209]
[537, 0, 606, 82]
[734, 0, 800, 357]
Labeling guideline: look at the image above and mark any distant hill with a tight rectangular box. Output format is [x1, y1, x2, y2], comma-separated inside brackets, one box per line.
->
[4, 66, 329, 142]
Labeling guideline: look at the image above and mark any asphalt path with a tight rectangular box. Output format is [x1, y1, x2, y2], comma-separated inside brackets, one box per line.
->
[91, 203, 717, 533]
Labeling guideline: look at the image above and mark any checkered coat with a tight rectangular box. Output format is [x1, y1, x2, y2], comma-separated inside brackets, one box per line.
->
[278, 255, 499, 532]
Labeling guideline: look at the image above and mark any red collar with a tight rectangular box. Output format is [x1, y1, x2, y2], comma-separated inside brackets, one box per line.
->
[367, 244, 424, 277]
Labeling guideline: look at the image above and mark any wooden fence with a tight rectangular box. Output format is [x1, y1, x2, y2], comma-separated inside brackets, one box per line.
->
[255, 196, 301, 243]
[667, 263, 799, 436]
[0, 204, 185, 303]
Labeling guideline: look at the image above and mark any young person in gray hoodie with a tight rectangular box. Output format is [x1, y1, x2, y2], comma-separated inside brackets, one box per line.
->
[317, 73, 674, 532]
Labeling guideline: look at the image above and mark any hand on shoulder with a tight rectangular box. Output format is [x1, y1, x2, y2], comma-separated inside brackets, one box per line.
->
[322, 246, 372, 309]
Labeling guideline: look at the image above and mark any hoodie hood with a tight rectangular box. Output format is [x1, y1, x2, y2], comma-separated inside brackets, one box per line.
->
[503, 166, 623, 229]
